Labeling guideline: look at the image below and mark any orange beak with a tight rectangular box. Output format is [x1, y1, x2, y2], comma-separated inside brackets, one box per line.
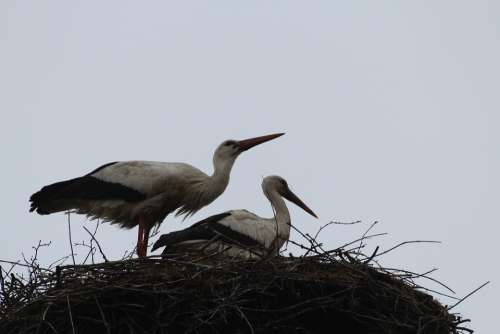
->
[236, 133, 285, 152]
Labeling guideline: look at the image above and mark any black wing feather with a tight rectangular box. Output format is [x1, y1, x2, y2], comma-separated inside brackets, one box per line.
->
[151, 212, 263, 252]
[29, 173, 146, 214]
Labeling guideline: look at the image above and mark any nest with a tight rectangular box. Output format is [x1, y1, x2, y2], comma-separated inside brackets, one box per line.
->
[0, 249, 470, 334]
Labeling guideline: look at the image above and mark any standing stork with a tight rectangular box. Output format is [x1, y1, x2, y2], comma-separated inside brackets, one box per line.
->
[29, 133, 284, 257]
[151, 175, 318, 258]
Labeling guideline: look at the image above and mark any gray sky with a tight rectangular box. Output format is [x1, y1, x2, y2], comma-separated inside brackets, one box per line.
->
[1, 1, 498, 332]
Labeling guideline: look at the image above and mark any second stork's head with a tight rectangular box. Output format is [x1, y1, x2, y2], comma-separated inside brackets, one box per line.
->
[213, 133, 284, 173]
[262, 175, 318, 218]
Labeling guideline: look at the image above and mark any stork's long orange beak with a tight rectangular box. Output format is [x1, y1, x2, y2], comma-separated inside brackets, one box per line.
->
[237, 133, 285, 152]
[282, 188, 318, 218]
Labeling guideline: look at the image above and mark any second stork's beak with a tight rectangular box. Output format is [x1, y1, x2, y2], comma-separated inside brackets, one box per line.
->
[282, 188, 318, 218]
[236, 133, 285, 152]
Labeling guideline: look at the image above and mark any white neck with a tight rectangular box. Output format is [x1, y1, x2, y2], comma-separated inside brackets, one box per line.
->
[179, 155, 237, 217]
[193, 155, 236, 207]
[265, 189, 291, 248]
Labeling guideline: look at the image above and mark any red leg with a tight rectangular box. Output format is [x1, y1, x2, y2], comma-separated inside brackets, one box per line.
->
[143, 226, 152, 257]
[137, 215, 145, 258]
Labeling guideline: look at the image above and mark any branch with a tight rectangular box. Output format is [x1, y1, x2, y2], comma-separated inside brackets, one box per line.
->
[374, 240, 441, 258]
[448, 281, 490, 310]
[83, 226, 109, 262]
[66, 212, 76, 266]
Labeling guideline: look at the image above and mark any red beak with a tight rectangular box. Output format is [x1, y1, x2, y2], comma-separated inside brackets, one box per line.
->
[236, 133, 285, 152]
[282, 188, 318, 218]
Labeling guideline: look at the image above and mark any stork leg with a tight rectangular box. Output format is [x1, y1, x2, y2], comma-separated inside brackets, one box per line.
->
[137, 215, 146, 258]
[143, 225, 152, 257]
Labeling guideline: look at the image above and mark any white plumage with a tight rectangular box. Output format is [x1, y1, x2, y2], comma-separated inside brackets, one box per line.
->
[152, 175, 318, 259]
[85, 161, 213, 223]
[30, 133, 284, 257]
[92, 161, 203, 196]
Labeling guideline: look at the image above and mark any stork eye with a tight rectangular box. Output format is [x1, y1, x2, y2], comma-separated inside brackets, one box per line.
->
[280, 179, 288, 187]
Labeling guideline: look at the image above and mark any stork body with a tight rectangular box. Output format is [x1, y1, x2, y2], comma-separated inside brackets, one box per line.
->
[151, 175, 317, 259]
[29, 133, 284, 257]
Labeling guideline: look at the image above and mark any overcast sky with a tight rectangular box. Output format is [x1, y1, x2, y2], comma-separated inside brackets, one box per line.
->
[1, 1, 498, 332]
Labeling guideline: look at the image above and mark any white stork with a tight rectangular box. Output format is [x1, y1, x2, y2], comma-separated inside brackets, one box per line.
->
[29, 133, 284, 258]
[151, 175, 318, 258]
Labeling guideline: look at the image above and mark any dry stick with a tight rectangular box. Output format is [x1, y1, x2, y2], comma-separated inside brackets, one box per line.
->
[383, 267, 455, 294]
[289, 224, 325, 257]
[66, 295, 76, 334]
[77, 241, 94, 265]
[412, 283, 460, 300]
[0, 260, 52, 273]
[83, 226, 109, 262]
[234, 305, 255, 334]
[82, 221, 101, 264]
[363, 246, 379, 264]
[330, 220, 362, 225]
[286, 239, 323, 256]
[319, 232, 388, 257]
[374, 240, 441, 258]
[357, 221, 378, 254]
[92, 220, 101, 263]
[455, 327, 473, 334]
[312, 220, 361, 240]
[0, 265, 5, 298]
[1, 261, 19, 277]
[48, 255, 71, 270]
[407, 267, 439, 279]
[448, 281, 490, 310]
[312, 221, 336, 240]
[95, 297, 111, 334]
[66, 212, 76, 266]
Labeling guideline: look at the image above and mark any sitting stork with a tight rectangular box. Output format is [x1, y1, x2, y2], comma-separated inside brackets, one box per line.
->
[151, 175, 317, 258]
[29, 133, 284, 257]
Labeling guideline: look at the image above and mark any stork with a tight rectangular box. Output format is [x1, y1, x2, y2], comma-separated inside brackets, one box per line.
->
[29, 133, 284, 258]
[151, 175, 317, 259]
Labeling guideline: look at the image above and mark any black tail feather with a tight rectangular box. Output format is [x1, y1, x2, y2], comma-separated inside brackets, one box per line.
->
[29, 176, 146, 215]
[29, 178, 83, 214]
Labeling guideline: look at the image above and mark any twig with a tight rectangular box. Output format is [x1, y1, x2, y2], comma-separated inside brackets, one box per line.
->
[83, 226, 109, 262]
[234, 305, 255, 334]
[330, 220, 362, 225]
[48, 255, 71, 269]
[0, 260, 52, 273]
[363, 246, 379, 264]
[0, 265, 5, 298]
[322, 232, 388, 256]
[95, 297, 111, 334]
[66, 295, 76, 334]
[66, 212, 76, 266]
[383, 267, 455, 294]
[313, 220, 362, 241]
[374, 240, 441, 258]
[357, 221, 378, 254]
[448, 281, 490, 310]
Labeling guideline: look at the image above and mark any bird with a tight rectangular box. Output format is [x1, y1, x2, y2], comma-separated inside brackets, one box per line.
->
[151, 175, 318, 259]
[29, 133, 284, 258]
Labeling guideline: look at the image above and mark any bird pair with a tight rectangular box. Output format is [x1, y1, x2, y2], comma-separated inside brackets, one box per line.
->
[29, 133, 317, 259]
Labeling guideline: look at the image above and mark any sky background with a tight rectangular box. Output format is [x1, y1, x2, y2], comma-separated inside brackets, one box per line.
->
[1, 1, 498, 332]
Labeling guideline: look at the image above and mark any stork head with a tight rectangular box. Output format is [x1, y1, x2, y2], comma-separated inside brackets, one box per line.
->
[213, 133, 285, 166]
[262, 175, 318, 218]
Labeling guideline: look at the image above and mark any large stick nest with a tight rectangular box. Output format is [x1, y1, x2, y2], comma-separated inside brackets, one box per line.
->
[0, 249, 468, 334]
